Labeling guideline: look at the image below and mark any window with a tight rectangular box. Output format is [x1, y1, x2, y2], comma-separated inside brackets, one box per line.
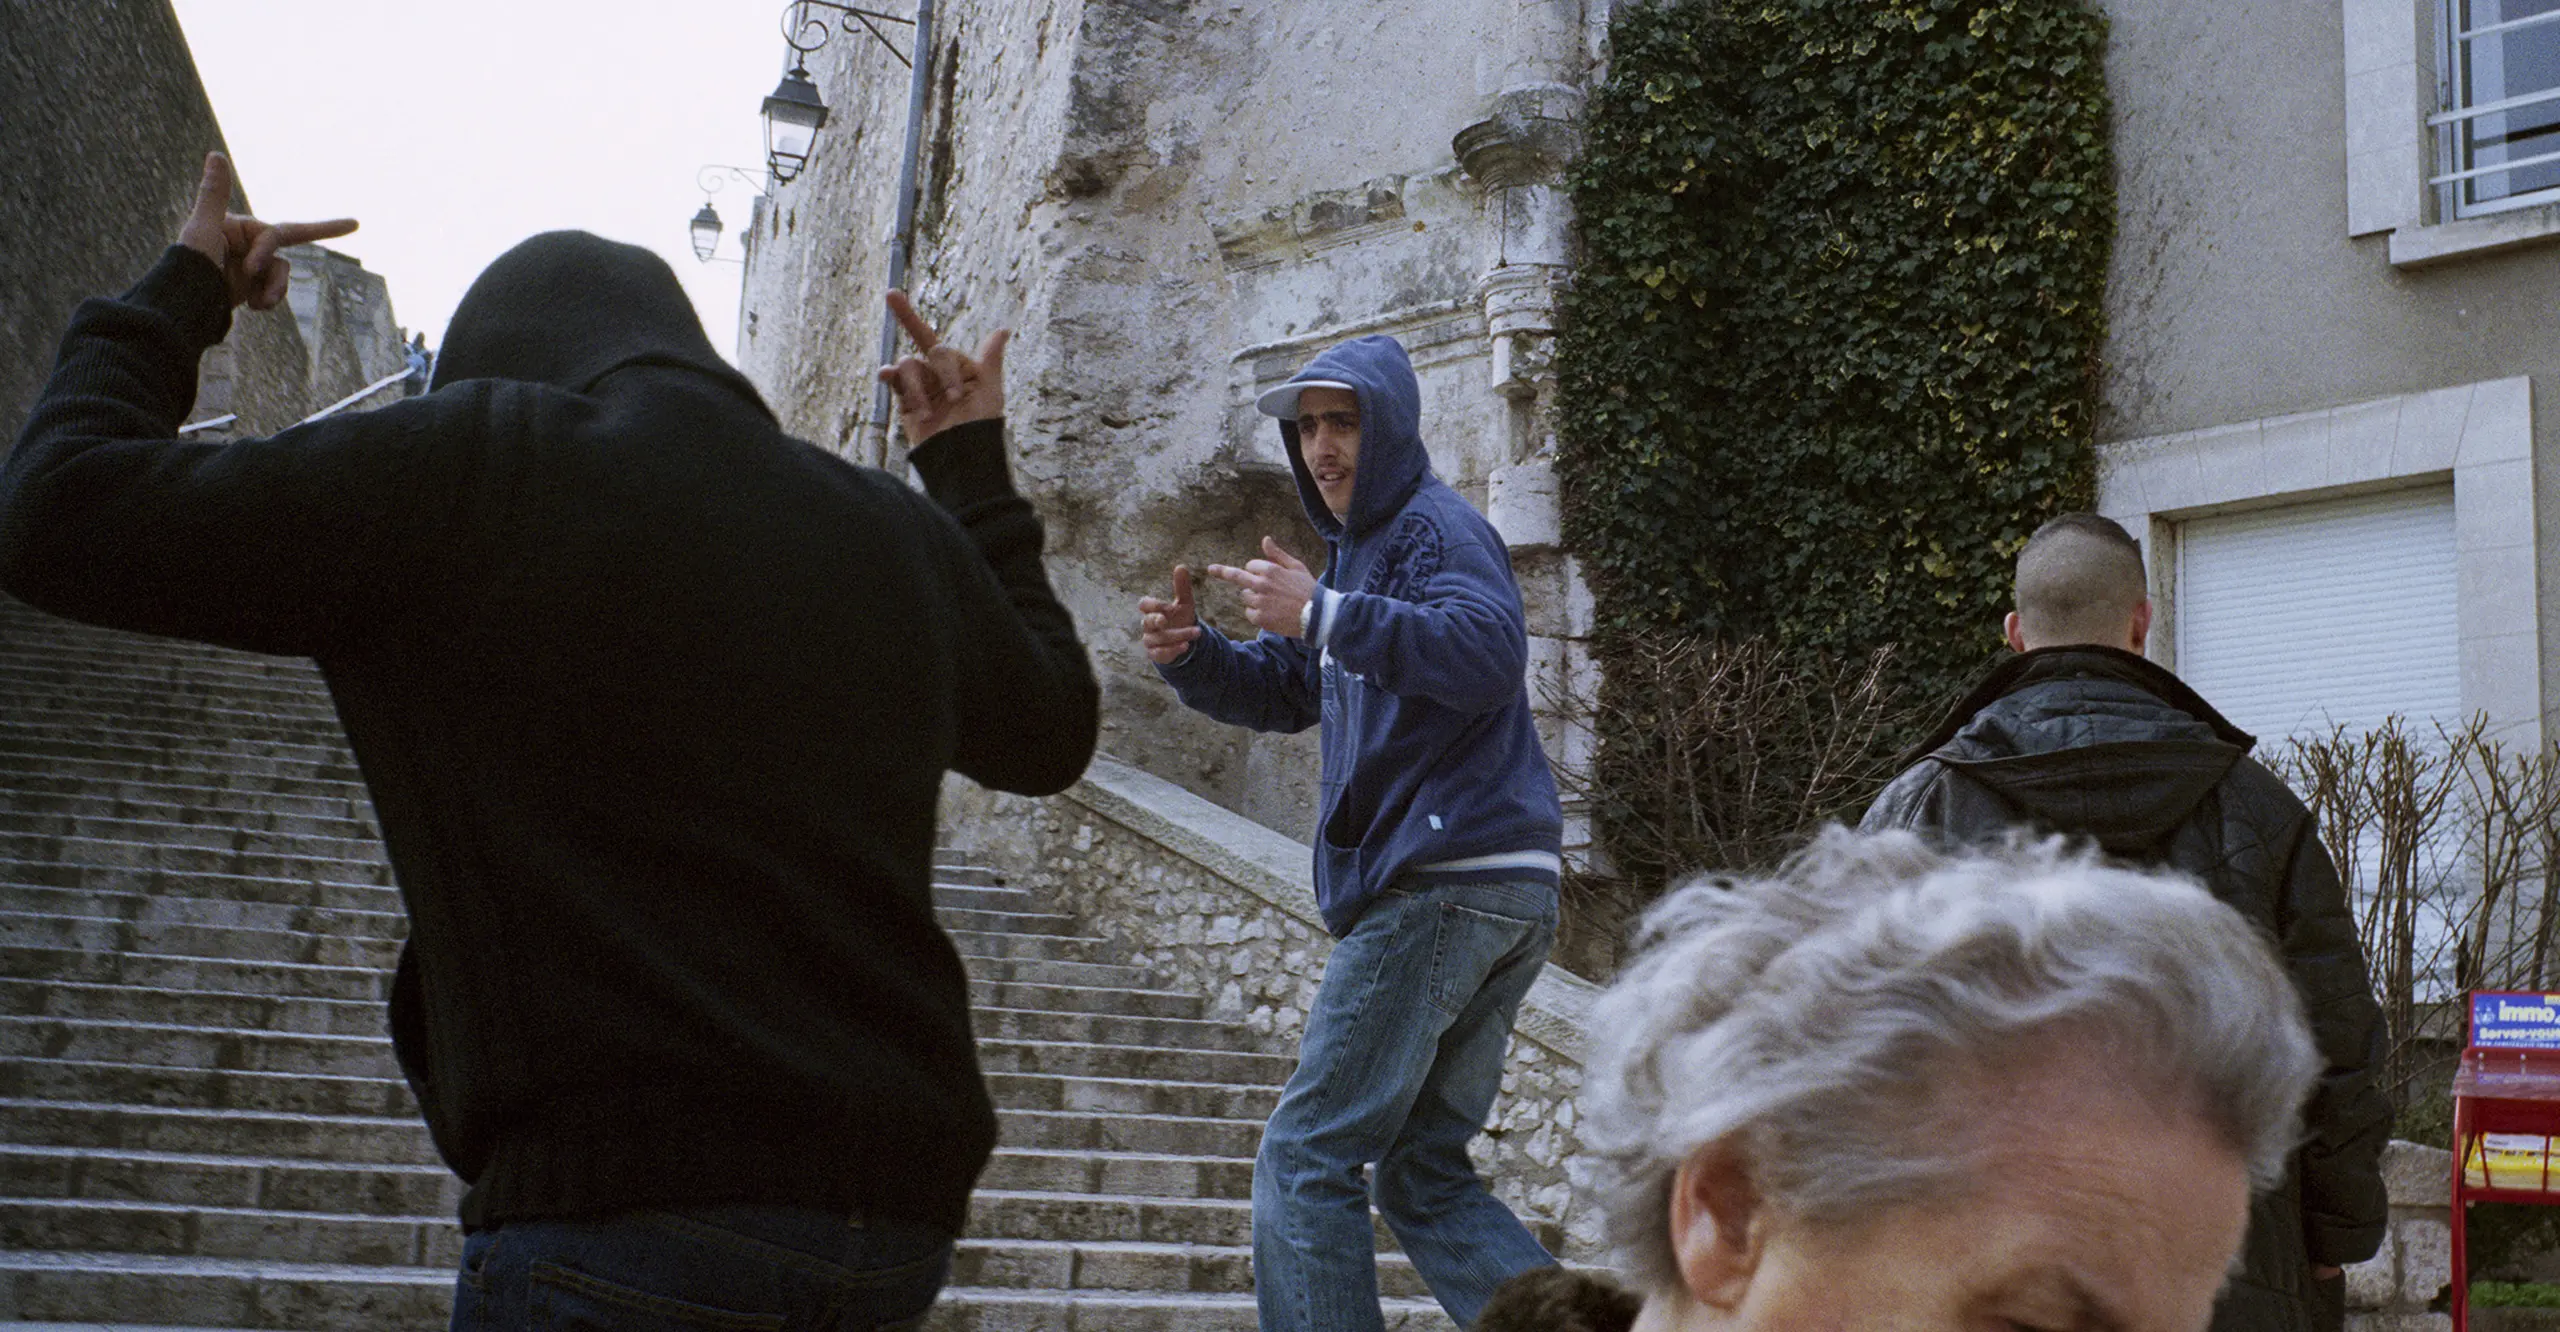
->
[2437, 0, 2560, 219]
[2175, 487, 2461, 742]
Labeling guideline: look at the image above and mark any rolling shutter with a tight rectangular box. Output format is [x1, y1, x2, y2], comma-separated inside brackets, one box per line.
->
[2175, 485, 2461, 743]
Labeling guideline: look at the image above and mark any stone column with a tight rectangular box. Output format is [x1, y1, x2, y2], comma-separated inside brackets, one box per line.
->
[1456, 0, 1601, 869]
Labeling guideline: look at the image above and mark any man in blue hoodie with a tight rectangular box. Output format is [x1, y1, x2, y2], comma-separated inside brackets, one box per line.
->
[1138, 335, 1563, 1331]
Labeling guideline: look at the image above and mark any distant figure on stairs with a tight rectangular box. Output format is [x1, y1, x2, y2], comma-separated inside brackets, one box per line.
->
[0, 151, 1098, 1330]
[1138, 333, 1565, 1331]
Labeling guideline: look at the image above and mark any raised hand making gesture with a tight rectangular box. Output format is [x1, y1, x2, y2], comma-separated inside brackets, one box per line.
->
[876, 290, 1010, 448]
[176, 152, 358, 312]
[1138, 565, 1203, 664]
[1207, 537, 1320, 638]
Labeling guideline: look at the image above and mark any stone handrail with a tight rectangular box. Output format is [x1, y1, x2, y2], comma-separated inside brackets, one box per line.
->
[1063, 755, 1602, 1063]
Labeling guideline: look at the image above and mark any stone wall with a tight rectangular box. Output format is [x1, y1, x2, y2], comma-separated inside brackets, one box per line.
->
[944, 755, 1607, 1259]
[740, 0, 1611, 851]
[0, 0, 316, 439]
[2347, 1142, 2453, 1330]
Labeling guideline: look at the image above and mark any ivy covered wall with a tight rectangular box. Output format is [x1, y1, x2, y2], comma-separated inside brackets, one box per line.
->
[1555, 0, 2114, 879]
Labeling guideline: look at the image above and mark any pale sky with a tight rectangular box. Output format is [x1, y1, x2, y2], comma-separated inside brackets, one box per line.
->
[170, 1, 794, 363]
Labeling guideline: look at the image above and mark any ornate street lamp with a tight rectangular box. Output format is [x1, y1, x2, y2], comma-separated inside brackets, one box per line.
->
[687, 166, 768, 266]
[759, 65, 830, 184]
[688, 203, 725, 263]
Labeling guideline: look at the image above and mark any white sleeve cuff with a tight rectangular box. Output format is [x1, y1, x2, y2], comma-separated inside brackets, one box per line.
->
[1304, 587, 1341, 650]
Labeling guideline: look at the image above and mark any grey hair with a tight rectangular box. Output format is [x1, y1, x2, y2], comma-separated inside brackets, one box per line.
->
[2015, 512, 2147, 646]
[1580, 828, 2319, 1294]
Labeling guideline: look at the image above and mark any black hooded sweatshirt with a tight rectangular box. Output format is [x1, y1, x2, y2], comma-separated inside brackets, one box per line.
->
[1862, 646, 2389, 1331]
[0, 235, 1099, 1234]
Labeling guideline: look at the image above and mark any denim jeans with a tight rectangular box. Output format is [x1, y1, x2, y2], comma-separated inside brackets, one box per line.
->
[447, 1204, 950, 1331]
[1253, 878, 1561, 1332]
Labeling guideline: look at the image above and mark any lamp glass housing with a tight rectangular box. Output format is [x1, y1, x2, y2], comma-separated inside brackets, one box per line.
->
[761, 66, 830, 183]
[688, 203, 724, 262]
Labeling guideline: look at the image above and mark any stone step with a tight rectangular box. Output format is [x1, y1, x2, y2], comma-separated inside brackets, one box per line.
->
[0, 771, 377, 830]
[0, 719, 351, 770]
[0, 976, 384, 1035]
[947, 1237, 1435, 1299]
[0, 686, 346, 745]
[0, 859, 397, 912]
[0, 1100, 438, 1165]
[0, 913, 401, 972]
[0, 946, 389, 1004]
[967, 1006, 1276, 1055]
[930, 884, 1046, 914]
[947, 929, 1127, 965]
[955, 955, 1167, 990]
[920, 1287, 1455, 1332]
[0, 746, 370, 802]
[935, 906, 1085, 937]
[965, 980, 1204, 1022]
[0, 1195, 458, 1268]
[0, 1018, 399, 1082]
[967, 1189, 1253, 1248]
[975, 1038, 1291, 1085]
[932, 863, 1009, 888]
[0, 655, 330, 703]
[996, 1108, 1263, 1159]
[0, 625, 324, 681]
[974, 1148, 1252, 1201]
[0, 1249, 450, 1329]
[0, 1143, 461, 1216]
[0, 1058, 414, 1118]
[0, 816, 388, 873]
[0, 886, 403, 944]
[985, 1071, 1278, 1122]
[0, 799, 380, 850]
[0, 832, 397, 891]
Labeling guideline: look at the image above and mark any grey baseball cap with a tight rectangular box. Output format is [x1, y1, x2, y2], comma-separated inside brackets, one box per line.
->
[1254, 379, 1358, 419]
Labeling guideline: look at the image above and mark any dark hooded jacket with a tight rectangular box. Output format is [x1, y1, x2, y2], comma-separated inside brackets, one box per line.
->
[1862, 646, 2390, 1331]
[1156, 335, 1561, 934]
[0, 236, 1098, 1233]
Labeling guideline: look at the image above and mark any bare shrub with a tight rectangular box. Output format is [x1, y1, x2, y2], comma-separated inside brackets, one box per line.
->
[1560, 633, 1923, 898]
[2270, 716, 2560, 1110]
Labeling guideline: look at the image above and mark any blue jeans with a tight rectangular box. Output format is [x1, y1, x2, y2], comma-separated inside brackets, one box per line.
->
[447, 1205, 950, 1331]
[1253, 878, 1561, 1332]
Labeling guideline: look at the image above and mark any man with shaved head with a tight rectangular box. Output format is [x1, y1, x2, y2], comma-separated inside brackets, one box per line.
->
[1862, 512, 2389, 1332]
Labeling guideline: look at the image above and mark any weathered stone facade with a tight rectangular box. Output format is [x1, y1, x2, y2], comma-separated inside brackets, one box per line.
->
[2, 0, 410, 444]
[283, 244, 412, 415]
[740, 0, 1610, 852]
[3, 0, 303, 437]
[944, 756, 1606, 1259]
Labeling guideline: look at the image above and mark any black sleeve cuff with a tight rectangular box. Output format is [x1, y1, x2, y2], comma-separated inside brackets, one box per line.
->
[125, 246, 235, 351]
[908, 418, 1015, 510]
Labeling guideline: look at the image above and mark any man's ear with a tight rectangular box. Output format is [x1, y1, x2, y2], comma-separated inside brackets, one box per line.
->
[1668, 1140, 1768, 1311]
[2127, 599, 2153, 655]
[2003, 611, 2028, 655]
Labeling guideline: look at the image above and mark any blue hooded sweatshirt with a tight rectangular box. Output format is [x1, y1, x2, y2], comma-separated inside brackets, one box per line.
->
[1157, 335, 1562, 935]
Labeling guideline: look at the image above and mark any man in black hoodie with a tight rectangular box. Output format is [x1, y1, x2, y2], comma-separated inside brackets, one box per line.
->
[1859, 513, 2388, 1332]
[1, 153, 1099, 1328]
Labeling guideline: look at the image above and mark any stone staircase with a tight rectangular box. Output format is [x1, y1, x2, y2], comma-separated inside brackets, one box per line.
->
[0, 596, 1465, 1330]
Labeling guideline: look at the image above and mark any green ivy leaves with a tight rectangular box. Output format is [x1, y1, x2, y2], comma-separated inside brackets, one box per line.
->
[1555, 0, 2111, 708]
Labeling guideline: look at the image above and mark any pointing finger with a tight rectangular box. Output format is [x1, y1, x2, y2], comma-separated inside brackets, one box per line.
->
[1171, 565, 1194, 606]
[187, 152, 235, 231]
[272, 218, 360, 246]
[885, 290, 939, 352]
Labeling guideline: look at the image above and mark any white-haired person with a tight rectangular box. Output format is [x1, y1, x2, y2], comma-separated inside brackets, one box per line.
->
[1475, 829, 2323, 1332]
